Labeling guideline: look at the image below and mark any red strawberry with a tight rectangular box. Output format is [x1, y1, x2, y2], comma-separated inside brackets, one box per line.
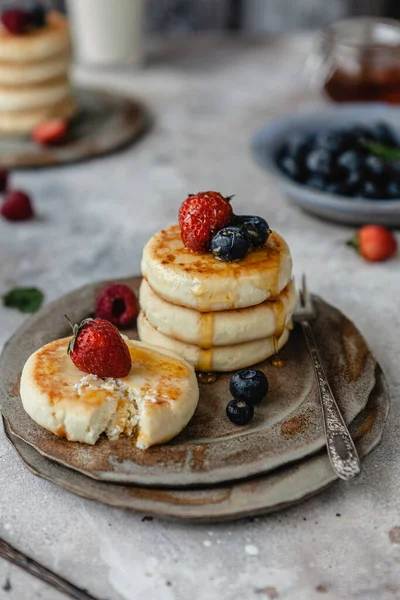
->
[348, 225, 397, 262]
[95, 284, 139, 328]
[32, 119, 68, 145]
[1, 9, 30, 35]
[1, 190, 34, 221]
[179, 191, 233, 252]
[66, 317, 132, 378]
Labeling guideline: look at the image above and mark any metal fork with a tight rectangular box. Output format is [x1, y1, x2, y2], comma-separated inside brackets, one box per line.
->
[293, 275, 361, 480]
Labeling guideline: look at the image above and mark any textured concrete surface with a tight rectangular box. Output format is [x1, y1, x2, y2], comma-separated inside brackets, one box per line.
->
[0, 35, 399, 600]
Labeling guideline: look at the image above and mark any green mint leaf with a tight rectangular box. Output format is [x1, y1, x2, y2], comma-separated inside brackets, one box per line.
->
[363, 141, 400, 161]
[2, 287, 44, 314]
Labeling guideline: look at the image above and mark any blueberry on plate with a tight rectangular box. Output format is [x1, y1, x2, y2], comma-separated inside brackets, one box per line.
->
[226, 399, 254, 426]
[305, 148, 332, 176]
[211, 226, 250, 262]
[230, 369, 269, 405]
[232, 215, 270, 248]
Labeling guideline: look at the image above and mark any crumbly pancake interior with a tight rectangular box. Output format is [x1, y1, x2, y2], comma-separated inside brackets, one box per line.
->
[22, 337, 197, 447]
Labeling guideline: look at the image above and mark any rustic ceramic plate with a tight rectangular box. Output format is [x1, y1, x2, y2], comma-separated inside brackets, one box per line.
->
[0, 87, 149, 169]
[0, 277, 376, 487]
[2, 364, 389, 522]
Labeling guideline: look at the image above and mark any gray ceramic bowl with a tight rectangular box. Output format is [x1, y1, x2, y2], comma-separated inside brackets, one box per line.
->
[251, 103, 400, 226]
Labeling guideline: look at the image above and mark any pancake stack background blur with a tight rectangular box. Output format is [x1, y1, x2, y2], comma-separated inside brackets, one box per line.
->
[0, 10, 74, 134]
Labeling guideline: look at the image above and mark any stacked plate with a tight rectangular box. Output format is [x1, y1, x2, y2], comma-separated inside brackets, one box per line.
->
[0, 277, 390, 522]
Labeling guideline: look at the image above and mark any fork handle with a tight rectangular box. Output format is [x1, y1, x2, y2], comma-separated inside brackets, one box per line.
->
[301, 321, 361, 480]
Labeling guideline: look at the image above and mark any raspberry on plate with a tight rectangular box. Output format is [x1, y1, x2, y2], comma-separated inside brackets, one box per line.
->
[179, 191, 233, 252]
[95, 284, 139, 328]
[1, 190, 34, 221]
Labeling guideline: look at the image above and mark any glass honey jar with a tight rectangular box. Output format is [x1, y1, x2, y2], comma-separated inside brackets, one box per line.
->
[315, 17, 400, 104]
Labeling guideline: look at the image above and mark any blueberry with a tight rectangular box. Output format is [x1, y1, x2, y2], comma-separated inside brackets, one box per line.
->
[350, 125, 373, 142]
[278, 155, 302, 180]
[344, 171, 363, 196]
[325, 182, 346, 196]
[337, 150, 362, 172]
[314, 130, 343, 153]
[306, 175, 326, 191]
[230, 369, 269, 405]
[226, 399, 254, 426]
[306, 175, 326, 190]
[363, 155, 385, 180]
[386, 180, 400, 199]
[232, 215, 270, 248]
[358, 180, 380, 199]
[305, 148, 332, 176]
[211, 226, 250, 262]
[368, 122, 398, 146]
[29, 3, 46, 28]
[280, 134, 309, 161]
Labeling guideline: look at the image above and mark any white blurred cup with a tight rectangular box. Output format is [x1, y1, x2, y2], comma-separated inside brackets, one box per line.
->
[66, 0, 145, 67]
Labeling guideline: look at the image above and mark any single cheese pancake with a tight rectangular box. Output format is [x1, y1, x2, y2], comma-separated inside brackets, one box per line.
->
[0, 75, 70, 111]
[138, 312, 291, 372]
[141, 224, 293, 312]
[20, 337, 199, 449]
[0, 52, 70, 86]
[0, 96, 75, 134]
[0, 12, 70, 62]
[140, 278, 297, 348]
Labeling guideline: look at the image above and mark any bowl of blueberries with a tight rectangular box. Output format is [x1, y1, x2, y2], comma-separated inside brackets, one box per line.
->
[251, 103, 400, 225]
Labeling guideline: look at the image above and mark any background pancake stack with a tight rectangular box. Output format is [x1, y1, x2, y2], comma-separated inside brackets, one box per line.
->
[138, 224, 296, 372]
[0, 11, 75, 135]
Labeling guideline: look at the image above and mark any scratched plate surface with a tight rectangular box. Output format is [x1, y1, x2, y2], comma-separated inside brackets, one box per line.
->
[2, 365, 389, 521]
[0, 277, 376, 487]
[0, 87, 149, 169]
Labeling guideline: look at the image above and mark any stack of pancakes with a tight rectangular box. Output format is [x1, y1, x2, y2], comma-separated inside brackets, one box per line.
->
[0, 11, 75, 135]
[138, 224, 296, 372]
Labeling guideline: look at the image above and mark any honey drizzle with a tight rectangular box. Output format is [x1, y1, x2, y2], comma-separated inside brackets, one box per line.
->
[272, 336, 285, 368]
[197, 371, 217, 384]
[199, 312, 214, 349]
[198, 348, 214, 373]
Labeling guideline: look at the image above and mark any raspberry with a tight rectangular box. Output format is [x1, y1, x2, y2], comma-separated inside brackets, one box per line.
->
[1, 190, 34, 221]
[95, 284, 139, 328]
[179, 191, 233, 252]
[1, 9, 30, 35]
